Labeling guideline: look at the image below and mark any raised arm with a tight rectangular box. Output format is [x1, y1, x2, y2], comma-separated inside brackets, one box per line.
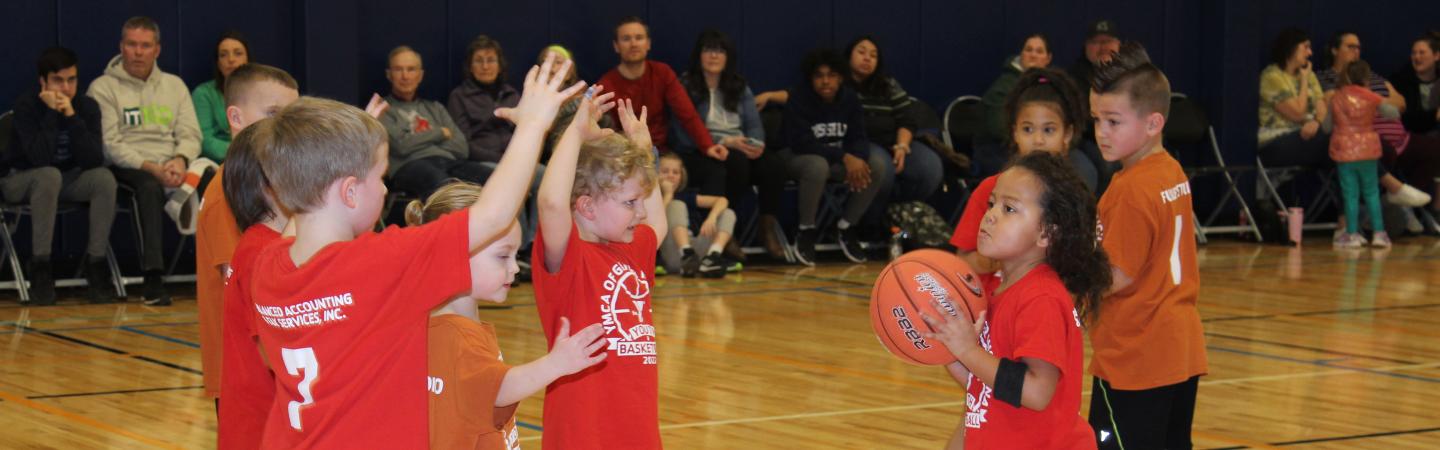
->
[470, 55, 585, 253]
[538, 87, 617, 271]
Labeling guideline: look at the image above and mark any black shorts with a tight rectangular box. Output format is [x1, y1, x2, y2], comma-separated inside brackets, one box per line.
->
[1088, 375, 1200, 450]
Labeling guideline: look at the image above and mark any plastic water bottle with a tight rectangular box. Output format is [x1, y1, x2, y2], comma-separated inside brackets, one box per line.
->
[889, 226, 907, 260]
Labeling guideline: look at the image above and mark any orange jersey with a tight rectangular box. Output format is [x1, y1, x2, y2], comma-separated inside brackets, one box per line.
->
[428, 315, 520, 450]
[196, 170, 240, 398]
[1092, 151, 1208, 390]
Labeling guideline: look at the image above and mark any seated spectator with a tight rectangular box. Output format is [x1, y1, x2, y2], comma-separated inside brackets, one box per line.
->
[1258, 28, 1330, 169]
[778, 49, 893, 265]
[598, 16, 722, 157]
[1068, 20, 1121, 110]
[90, 16, 211, 306]
[380, 46, 489, 198]
[982, 34, 1053, 143]
[673, 29, 763, 213]
[656, 153, 737, 278]
[845, 35, 942, 203]
[4, 47, 118, 305]
[1317, 31, 1433, 223]
[448, 35, 519, 163]
[1391, 32, 1440, 135]
[192, 31, 248, 162]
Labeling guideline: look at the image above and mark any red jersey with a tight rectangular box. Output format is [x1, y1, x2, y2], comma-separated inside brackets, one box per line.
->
[598, 60, 714, 152]
[531, 223, 661, 450]
[949, 175, 998, 251]
[964, 265, 1094, 450]
[250, 211, 472, 449]
[428, 315, 520, 450]
[218, 224, 281, 450]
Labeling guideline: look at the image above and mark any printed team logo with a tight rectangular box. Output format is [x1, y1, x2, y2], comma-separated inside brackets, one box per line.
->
[599, 262, 656, 364]
[965, 320, 994, 429]
[122, 107, 143, 126]
[398, 109, 431, 133]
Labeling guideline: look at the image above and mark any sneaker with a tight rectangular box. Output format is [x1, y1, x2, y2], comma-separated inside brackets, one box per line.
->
[793, 228, 818, 267]
[759, 215, 787, 259]
[1371, 231, 1393, 248]
[655, 265, 669, 276]
[680, 250, 701, 277]
[837, 227, 868, 263]
[28, 257, 55, 306]
[1386, 184, 1432, 207]
[698, 253, 726, 278]
[84, 257, 118, 304]
[143, 271, 172, 306]
[1333, 232, 1365, 248]
[726, 258, 744, 273]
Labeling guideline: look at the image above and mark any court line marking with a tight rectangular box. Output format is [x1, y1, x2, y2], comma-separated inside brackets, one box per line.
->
[27, 385, 204, 400]
[1209, 346, 1440, 383]
[21, 325, 203, 376]
[0, 389, 185, 449]
[117, 326, 200, 348]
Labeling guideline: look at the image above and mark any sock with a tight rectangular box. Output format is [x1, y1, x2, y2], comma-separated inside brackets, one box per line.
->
[164, 158, 219, 235]
[798, 224, 816, 231]
[837, 219, 851, 230]
[708, 243, 725, 255]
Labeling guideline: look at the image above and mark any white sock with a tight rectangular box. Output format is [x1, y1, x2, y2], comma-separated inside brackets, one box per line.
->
[837, 219, 851, 230]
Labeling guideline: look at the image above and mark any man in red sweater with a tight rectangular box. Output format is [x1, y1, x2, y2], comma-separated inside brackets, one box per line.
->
[599, 16, 725, 159]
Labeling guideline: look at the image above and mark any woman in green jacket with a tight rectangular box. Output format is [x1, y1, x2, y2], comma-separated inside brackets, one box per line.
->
[192, 31, 249, 161]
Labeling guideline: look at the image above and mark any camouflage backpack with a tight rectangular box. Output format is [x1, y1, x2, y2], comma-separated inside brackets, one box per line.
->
[886, 201, 952, 250]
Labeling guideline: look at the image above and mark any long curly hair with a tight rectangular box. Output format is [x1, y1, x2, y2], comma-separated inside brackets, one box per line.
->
[1011, 152, 1110, 324]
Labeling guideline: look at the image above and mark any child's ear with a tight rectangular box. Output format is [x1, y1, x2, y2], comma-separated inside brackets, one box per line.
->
[226, 105, 243, 131]
[574, 195, 598, 221]
[1037, 224, 1054, 249]
[1145, 111, 1166, 138]
[338, 176, 360, 209]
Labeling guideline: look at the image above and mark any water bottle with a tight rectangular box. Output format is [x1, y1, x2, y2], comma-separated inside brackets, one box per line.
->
[889, 226, 907, 260]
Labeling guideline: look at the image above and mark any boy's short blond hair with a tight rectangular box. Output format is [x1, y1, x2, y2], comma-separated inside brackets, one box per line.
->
[574, 134, 656, 203]
[259, 96, 386, 214]
[224, 63, 298, 107]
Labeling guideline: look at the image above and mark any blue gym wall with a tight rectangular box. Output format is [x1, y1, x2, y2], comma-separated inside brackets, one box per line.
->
[3, 0, 1438, 181]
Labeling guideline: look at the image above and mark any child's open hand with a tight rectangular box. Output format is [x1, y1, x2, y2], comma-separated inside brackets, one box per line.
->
[617, 99, 651, 150]
[700, 218, 718, 238]
[545, 317, 608, 376]
[576, 86, 617, 141]
[920, 300, 986, 362]
[364, 93, 390, 119]
[496, 53, 585, 130]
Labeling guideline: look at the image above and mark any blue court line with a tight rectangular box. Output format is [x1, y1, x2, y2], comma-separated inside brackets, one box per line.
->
[810, 287, 869, 300]
[117, 326, 201, 348]
[517, 421, 542, 431]
[1208, 346, 1440, 384]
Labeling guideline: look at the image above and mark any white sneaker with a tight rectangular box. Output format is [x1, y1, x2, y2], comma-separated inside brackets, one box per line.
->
[1333, 232, 1365, 248]
[1386, 184, 1432, 207]
[1371, 231, 1393, 248]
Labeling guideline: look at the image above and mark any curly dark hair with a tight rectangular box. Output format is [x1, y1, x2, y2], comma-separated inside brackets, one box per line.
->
[1010, 152, 1110, 324]
[800, 48, 847, 81]
[1003, 67, 1085, 152]
[681, 29, 746, 113]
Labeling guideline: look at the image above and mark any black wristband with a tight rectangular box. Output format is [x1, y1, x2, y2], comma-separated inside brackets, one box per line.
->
[994, 358, 1028, 407]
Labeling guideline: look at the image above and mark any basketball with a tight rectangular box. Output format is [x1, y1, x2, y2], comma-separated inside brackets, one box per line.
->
[870, 249, 988, 366]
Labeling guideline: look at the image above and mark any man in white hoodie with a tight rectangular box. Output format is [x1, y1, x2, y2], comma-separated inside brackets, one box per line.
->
[88, 16, 204, 306]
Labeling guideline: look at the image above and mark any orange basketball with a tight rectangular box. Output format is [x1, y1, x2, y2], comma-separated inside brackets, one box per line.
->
[870, 249, 988, 366]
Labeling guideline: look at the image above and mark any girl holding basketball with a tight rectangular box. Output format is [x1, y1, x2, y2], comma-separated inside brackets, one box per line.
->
[950, 68, 1097, 274]
[922, 152, 1109, 449]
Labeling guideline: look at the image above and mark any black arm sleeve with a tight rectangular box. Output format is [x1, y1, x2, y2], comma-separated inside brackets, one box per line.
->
[994, 357, 1028, 407]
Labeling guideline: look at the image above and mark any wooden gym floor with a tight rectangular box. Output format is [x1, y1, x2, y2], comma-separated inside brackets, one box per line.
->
[1, 239, 1438, 449]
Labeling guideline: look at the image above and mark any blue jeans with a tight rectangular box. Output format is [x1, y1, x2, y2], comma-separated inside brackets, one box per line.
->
[885, 140, 943, 202]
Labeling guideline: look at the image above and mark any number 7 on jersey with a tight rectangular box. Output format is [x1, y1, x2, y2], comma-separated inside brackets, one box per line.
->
[281, 347, 319, 430]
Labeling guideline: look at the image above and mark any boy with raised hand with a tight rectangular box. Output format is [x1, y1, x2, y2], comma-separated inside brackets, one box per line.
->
[248, 55, 582, 448]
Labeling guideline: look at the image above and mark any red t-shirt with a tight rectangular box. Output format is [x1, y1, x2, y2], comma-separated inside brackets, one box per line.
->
[218, 224, 281, 450]
[531, 223, 661, 450]
[949, 175, 998, 251]
[598, 60, 714, 152]
[250, 211, 472, 449]
[964, 265, 1094, 450]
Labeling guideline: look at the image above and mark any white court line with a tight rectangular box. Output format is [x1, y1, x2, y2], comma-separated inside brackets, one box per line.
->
[515, 361, 1440, 440]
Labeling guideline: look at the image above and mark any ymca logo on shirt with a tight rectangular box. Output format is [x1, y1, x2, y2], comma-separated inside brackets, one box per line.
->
[599, 262, 656, 364]
[964, 320, 993, 429]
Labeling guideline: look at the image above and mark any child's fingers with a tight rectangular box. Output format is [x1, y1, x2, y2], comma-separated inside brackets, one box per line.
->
[577, 323, 606, 344]
[535, 52, 556, 86]
[587, 352, 608, 365]
[548, 58, 574, 90]
[557, 317, 572, 338]
[638, 105, 649, 125]
[493, 107, 514, 122]
[558, 79, 587, 99]
[583, 338, 607, 356]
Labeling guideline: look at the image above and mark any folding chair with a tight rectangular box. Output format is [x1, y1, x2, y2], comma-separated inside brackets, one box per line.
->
[1255, 158, 1340, 232]
[940, 95, 987, 224]
[1163, 93, 1264, 243]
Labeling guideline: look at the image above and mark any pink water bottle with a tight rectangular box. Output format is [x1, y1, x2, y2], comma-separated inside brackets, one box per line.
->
[1286, 207, 1304, 245]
